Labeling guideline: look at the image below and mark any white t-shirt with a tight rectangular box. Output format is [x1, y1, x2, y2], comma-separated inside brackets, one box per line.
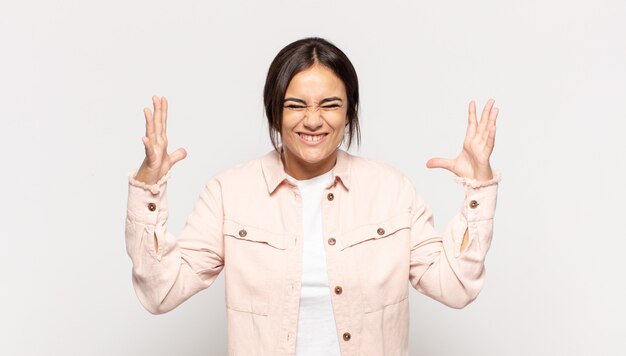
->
[287, 169, 341, 356]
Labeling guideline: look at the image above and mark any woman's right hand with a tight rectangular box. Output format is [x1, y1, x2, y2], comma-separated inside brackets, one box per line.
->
[134, 96, 187, 185]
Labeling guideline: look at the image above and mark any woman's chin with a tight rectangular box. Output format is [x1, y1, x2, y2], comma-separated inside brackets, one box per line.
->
[297, 147, 332, 163]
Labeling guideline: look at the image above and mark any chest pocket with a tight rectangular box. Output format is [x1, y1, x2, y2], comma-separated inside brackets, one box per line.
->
[341, 212, 412, 313]
[223, 219, 290, 316]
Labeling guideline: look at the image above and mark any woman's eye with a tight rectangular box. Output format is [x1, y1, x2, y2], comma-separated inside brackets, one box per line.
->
[322, 104, 341, 110]
[285, 104, 306, 110]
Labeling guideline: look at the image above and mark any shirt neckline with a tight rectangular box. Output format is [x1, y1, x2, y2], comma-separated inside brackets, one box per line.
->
[287, 169, 334, 186]
[260, 147, 352, 194]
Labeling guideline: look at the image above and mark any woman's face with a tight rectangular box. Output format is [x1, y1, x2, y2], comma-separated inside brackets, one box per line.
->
[280, 64, 348, 180]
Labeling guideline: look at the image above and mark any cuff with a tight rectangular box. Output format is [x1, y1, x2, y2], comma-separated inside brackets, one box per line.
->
[126, 169, 171, 226]
[454, 170, 502, 189]
[457, 170, 501, 223]
[128, 169, 172, 195]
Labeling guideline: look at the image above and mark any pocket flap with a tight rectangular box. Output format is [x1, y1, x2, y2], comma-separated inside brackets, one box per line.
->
[340, 212, 411, 250]
[223, 219, 289, 250]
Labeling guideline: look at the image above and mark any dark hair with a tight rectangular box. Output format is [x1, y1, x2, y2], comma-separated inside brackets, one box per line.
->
[263, 37, 361, 152]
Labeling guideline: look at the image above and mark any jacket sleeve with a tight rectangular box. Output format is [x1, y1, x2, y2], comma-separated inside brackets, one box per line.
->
[124, 169, 225, 314]
[407, 171, 502, 309]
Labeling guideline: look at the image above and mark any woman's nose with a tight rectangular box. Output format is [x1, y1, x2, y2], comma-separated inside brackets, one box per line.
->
[302, 110, 324, 130]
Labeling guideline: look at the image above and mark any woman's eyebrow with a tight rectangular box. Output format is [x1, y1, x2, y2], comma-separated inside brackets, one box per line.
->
[283, 97, 344, 104]
[283, 97, 306, 104]
[319, 97, 343, 104]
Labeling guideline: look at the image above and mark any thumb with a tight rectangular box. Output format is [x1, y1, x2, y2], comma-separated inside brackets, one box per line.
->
[170, 147, 188, 165]
[426, 157, 454, 171]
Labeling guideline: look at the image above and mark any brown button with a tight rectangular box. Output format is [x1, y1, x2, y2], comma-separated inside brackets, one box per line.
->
[377, 227, 385, 235]
[147, 202, 156, 211]
[327, 193, 334, 201]
[469, 200, 479, 209]
[334, 286, 343, 295]
[328, 238, 336, 246]
[238, 229, 247, 237]
[343, 332, 351, 341]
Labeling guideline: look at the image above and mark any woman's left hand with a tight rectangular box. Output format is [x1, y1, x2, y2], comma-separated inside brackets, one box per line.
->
[426, 99, 499, 181]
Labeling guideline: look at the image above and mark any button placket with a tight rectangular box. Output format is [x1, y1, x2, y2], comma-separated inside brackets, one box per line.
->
[325, 190, 336, 246]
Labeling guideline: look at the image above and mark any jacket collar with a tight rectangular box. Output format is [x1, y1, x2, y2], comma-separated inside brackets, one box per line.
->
[261, 146, 352, 195]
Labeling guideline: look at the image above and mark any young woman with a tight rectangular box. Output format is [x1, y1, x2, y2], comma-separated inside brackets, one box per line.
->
[125, 37, 502, 356]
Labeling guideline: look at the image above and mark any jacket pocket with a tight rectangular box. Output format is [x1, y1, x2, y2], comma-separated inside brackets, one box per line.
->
[223, 218, 289, 316]
[341, 212, 411, 313]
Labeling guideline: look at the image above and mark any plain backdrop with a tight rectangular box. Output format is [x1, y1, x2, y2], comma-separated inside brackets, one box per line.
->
[1, 0, 624, 355]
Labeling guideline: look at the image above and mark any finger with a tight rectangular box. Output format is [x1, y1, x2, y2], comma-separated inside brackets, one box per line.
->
[169, 147, 188, 165]
[425, 157, 454, 171]
[465, 100, 477, 139]
[485, 123, 496, 154]
[142, 136, 154, 161]
[162, 96, 168, 137]
[144, 106, 155, 143]
[478, 98, 495, 134]
[153, 96, 163, 138]
[482, 107, 499, 141]
[142, 136, 149, 151]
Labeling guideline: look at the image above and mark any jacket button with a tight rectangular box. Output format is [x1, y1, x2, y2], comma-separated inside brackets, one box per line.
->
[327, 193, 334, 201]
[343, 332, 351, 341]
[334, 286, 343, 295]
[147, 202, 156, 211]
[238, 229, 247, 237]
[469, 200, 479, 209]
[328, 238, 336, 246]
[377, 227, 385, 235]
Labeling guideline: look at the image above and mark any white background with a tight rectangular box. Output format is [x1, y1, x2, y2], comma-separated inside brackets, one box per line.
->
[1, 0, 625, 355]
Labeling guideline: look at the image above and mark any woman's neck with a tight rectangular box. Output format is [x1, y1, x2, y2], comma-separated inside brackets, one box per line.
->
[281, 147, 337, 180]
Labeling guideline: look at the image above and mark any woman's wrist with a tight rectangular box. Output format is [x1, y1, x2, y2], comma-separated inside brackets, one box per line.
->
[134, 167, 158, 185]
[472, 164, 494, 181]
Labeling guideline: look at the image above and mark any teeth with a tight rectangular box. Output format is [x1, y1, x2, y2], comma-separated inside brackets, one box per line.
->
[299, 133, 325, 142]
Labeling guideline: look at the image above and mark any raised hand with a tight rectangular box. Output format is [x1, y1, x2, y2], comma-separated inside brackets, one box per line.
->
[426, 99, 499, 181]
[134, 96, 188, 185]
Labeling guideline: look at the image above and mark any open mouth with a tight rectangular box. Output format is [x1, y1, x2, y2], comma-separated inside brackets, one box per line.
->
[297, 132, 329, 144]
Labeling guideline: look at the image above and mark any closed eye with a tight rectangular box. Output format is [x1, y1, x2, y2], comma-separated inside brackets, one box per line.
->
[284, 104, 306, 110]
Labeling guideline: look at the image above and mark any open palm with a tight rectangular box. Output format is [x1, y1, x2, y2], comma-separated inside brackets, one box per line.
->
[426, 99, 499, 181]
[135, 96, 187, 185]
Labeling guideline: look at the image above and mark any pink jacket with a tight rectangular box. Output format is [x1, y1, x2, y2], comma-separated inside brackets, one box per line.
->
[125, 148, 501, 356]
